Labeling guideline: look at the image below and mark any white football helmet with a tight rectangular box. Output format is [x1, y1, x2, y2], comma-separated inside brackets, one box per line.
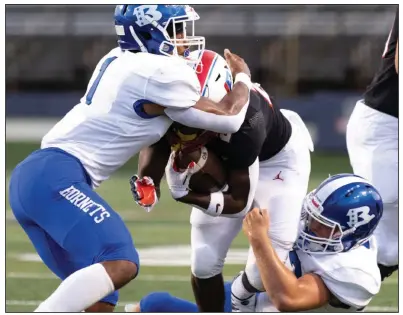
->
[189, 49, 233, 102]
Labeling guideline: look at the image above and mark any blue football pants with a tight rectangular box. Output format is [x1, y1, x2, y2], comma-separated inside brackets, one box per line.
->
[8, 148, 139, 306]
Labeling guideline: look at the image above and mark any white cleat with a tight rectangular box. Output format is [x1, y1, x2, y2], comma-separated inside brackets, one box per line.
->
[231, 292, 257, 312]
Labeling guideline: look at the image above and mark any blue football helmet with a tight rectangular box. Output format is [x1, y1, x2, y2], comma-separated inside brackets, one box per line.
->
[114, 5, 205, 60]
[297, 174, 383, 254]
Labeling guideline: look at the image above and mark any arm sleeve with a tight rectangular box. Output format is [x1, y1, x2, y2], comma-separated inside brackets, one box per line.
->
[146, 58, 249, 134]
[164, 103, 248, 134]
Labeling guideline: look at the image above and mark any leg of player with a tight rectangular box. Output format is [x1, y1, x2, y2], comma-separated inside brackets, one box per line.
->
[191, 274, 225, 312]
[190, 209, 243, 312]
[125, 282, 235, 312]
[346, 101, 398, 280]
[127, 292, 199, 312]
[231, 192, 304, 312]
[231, 112, 311, 311]
[8, 148, 139, 312]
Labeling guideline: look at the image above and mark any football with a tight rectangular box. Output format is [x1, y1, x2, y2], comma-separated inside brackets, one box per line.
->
[174, 146, 227, 194]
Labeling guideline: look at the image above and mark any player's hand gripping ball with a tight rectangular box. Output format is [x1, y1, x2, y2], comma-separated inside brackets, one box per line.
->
[174, 146, 227, 194]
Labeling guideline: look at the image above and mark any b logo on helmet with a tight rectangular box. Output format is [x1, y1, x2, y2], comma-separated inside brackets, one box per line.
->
[133, 5, 162, 27]
[346, 206, 375, 228]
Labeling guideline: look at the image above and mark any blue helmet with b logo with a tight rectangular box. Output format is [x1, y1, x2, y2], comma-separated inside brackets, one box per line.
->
[297, 174, 383, 254]
[114, 5, 205, 59]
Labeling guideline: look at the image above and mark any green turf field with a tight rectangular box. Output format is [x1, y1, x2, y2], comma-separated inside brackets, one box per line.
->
[5, 143, 398, 312]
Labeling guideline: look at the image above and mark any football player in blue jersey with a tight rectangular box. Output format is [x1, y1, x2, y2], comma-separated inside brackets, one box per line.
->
[125, 174, 383, 313]
[8, 5, 253, 312]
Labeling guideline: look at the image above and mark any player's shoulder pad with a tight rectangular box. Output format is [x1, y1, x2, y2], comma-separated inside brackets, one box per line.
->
[152, 56, 199, 85]
[92, 47, 122, 71]
[146, 56, 201, 109]
[319, 266, 381, 309]
[107, 47, 123, 58]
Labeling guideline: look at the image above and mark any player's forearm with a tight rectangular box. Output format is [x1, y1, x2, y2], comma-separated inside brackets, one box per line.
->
[164, 103, 248, 134]
[251, 237, 329, 311]
[217, 81, 250, 115]
[249, 237, 301, 311]
[179, 191, 247, 216]
[180, 159, 259, 216]
[138, 138, 171, 193]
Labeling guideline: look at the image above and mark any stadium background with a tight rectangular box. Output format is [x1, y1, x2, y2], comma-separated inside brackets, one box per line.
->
[5, 4, 398, 312]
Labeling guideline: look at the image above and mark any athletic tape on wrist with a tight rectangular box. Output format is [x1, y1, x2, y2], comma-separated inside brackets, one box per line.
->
[206, 191, 224, 217]
[234, 73, 253, 90]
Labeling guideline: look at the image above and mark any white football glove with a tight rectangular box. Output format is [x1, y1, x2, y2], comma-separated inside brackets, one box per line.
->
[165, 151, 196, 200]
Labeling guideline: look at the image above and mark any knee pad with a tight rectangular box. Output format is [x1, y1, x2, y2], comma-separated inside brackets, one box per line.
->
[244, 264, 265, 292]
[191, 245, 223, 279]
[378, 264, 398, 282]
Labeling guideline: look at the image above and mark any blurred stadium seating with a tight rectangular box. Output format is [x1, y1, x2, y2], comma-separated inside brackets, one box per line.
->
[6, 4, 397, 151]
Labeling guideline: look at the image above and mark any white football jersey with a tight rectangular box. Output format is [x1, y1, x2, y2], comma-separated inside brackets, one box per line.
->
[255, 236, 381, 312]
[42, 48, 201, 188]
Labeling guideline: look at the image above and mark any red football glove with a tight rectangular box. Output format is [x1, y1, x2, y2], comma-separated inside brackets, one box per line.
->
[129, 175, 158, 212]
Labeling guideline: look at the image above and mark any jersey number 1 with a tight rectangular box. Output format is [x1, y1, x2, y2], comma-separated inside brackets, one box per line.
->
[85, 56, 118, 105]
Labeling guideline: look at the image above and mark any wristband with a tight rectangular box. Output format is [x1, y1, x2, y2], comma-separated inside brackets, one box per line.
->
[234, 73, 253, 90]
[205, 191, 224, 217]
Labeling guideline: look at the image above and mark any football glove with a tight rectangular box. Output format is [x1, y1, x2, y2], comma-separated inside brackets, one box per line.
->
[129, 175, 158, 212]
[165, 151, 196, 200]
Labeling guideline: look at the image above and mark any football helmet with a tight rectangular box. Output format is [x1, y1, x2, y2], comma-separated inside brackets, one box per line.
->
[297, 174, 383, 254]
[167, 50, 233, 154]
[189, 49, 233, 101]
[114, 5, 205, 60]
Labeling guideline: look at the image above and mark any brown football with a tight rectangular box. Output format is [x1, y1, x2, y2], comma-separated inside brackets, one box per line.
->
[174, 146, 227, 194]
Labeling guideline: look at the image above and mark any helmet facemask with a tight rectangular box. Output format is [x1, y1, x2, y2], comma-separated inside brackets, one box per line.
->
[297, 191, 346, 254]
[161, 7, 205, 67]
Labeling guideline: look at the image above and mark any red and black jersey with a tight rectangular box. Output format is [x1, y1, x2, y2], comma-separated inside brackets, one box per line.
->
[207, 85, 292, 170]
[364, 8, 398, 118]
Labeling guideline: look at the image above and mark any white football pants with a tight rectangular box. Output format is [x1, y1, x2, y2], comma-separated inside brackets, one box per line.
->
[190, 110, 313, 280]
[346, 100, 398, 267]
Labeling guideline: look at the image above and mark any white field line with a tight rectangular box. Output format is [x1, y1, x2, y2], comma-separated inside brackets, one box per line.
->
[10, 248, 250, 266]
[7, 272, 198, 282]
[4, 300, 398, 312]
[6, 271, 398, 285]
